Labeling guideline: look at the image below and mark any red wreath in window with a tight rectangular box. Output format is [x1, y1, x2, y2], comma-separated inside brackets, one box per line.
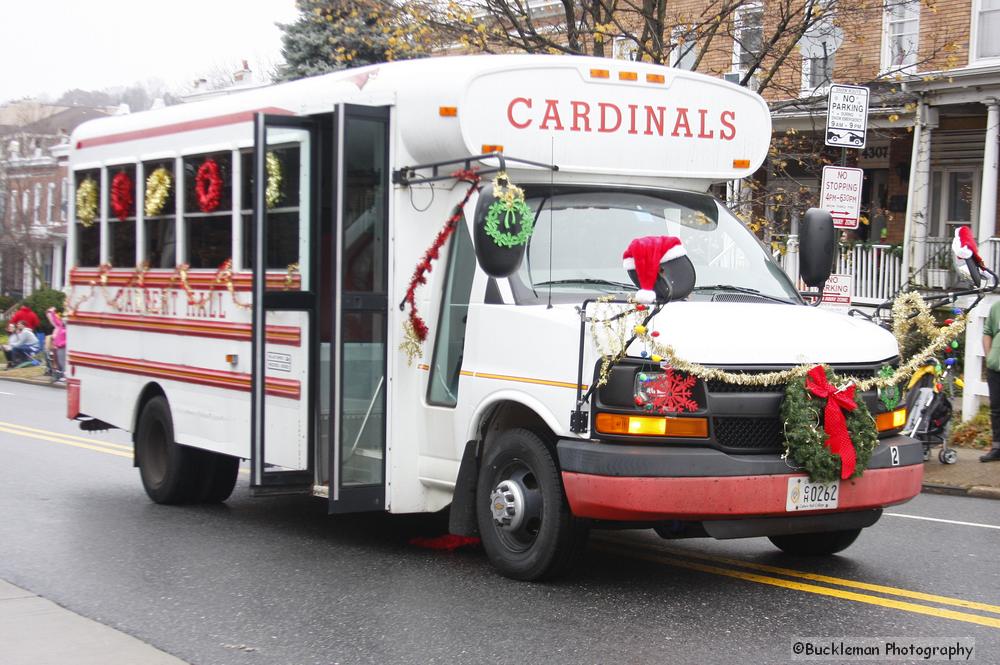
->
[110, 171, 133, 221]
[195, 158, 223, 212]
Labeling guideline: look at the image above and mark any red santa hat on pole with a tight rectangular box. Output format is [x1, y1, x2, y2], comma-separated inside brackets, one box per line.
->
[952, 226, 985, 268]
[622, 235, 686, 304]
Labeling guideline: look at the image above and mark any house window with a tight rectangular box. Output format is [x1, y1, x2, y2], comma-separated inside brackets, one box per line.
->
[802, 49, 834, 91]
[977, 0, 1000, 59]
[670, 27, 697, 70]
[883, 0, 920, 71]
[612, 36, 640, 61]
[46, 183, 55, 224]
[732, 4, 763, 74]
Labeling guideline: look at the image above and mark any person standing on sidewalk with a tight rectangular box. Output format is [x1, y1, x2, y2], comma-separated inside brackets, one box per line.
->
[981, 299, 1000, 462]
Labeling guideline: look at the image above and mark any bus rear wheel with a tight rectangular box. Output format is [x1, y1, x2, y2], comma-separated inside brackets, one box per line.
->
[768, 528, 862, 556]
[194, 449, 240, 503]
[476, 428, 587, 581]
[136, 396, 201, 504]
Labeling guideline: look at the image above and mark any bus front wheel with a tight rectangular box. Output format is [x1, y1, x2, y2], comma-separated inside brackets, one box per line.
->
[476, 428, 588, 581]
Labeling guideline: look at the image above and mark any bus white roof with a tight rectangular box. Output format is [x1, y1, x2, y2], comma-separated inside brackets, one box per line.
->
[71, 55, 771, 182]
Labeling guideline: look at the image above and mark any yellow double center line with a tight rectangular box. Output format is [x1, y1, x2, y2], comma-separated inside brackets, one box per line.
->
[3, 418, 998, 628]
[594, 539, 1000, 629]
[0, 420, 133, 459]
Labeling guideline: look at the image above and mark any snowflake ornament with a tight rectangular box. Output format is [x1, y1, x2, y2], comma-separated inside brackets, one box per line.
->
[636, 368, 699, 414]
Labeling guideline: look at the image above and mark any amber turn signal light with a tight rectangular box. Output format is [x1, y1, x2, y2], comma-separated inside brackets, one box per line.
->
[876, 408, 907, 432]
[594, 413, 708, 438]
[439, 106, 458, 117]
[733, 159, 751, 169]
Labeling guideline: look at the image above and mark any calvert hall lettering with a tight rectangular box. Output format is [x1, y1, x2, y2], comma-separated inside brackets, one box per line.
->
[506, 97, 738, 140]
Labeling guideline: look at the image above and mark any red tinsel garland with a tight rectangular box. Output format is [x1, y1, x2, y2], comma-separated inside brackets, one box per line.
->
[401, 169, 482, 342]
[195, 158, 223, 213]
[110, 171, 133, 221]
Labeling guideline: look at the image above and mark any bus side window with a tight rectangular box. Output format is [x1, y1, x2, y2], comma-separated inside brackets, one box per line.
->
[73, 169, 101, 268]
[107, 163, 136, 268]
[427, 219, 476, 407]
[142, 159, 176, 269]
[184, 152, 233, 270]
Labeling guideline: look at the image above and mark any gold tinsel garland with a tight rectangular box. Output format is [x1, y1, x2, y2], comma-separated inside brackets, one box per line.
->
[589, 292, 968, 391]
[144, 167, 172, 217]
[265, 151, 282, 209]
[76, 178, 98, 227]
[66, 258, 277, 315]
[400, 320, 423, 364]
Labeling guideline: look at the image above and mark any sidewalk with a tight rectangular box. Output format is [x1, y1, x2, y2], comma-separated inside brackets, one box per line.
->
[0, 579, 188, 665]
[0, 364, 65, 388]
[920, 446, 1000, 499]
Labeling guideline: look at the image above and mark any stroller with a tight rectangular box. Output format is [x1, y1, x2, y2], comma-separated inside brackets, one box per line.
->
[902, 359, 958, 464]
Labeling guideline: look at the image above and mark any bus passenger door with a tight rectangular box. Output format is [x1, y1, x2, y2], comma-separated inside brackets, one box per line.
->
[250, 114, 319, 492]
[328, 105, 390, 513]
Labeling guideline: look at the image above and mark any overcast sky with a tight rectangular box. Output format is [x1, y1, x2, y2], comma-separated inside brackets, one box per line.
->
[0, 0, 300, 104]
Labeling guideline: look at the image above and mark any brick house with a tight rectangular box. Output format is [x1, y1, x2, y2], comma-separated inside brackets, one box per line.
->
[0, 103, 111, 300]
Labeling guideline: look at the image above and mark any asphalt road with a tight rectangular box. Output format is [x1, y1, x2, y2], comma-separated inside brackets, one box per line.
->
[1, 382, 998, 665]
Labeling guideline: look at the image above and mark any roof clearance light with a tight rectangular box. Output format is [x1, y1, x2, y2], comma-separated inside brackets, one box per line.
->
[619, 71, 638, 81]
[876, 408, 907, 432]
[594, 413, 709, 438]
[481, 144, 504, 154]
[646, 73, 666, 84]
[590, 68, 610, 79]
[439, 106, 458, 117]
[733, 159, 751, 169]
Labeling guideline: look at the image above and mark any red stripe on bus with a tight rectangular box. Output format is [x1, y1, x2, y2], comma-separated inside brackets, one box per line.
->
[68, 351, 300, 400]
[75, 107, 295, 149]
[68, 312, 301, 347]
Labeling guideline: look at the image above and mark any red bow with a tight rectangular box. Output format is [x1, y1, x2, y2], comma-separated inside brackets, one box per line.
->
[805, 365, 858, 479]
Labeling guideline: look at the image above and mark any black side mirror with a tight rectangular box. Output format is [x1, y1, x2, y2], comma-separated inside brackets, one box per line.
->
[965, 257, 983, 288]
[626, 254, 697, 302]
[472, 183, 531, 279]
[799, 208, 835, 289]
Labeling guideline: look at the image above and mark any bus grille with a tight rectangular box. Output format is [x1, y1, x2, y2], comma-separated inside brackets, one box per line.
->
[713, 416, 785, 452]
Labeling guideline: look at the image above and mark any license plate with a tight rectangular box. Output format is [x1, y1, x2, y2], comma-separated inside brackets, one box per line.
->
[785, 477, 839, 511]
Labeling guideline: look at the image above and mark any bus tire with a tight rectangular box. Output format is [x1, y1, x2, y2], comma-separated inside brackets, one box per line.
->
[768, 528, 862, 556]
[194, 450, 240, 503]
[476, 428, 588, 581]
[135, 396, 200, 504]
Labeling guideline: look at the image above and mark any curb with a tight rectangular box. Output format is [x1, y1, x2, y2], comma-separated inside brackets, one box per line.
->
[922, 482, 1000, 500]
[0, 376, 66, 389]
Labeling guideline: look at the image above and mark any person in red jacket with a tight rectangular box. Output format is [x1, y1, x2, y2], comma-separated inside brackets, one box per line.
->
[10, 305, 40, 331]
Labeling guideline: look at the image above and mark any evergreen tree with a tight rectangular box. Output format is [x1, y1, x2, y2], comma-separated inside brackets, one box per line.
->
[278, 0, 433, 81]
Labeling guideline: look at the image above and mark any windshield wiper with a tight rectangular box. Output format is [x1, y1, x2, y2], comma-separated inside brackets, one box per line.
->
[693, 284, 795, 305]
[533, 278, 636, 290]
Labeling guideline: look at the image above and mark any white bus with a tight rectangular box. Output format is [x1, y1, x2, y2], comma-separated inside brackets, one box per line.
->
[66, 55, 922, 580]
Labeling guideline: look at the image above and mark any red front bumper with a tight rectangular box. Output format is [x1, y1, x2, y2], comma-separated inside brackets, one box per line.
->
[562, 464, 923, 521]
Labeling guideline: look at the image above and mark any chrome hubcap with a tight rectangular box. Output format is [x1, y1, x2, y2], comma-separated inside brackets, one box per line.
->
[490, 480, 525, 531]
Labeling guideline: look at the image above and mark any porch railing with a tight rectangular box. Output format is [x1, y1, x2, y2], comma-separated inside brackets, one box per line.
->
[772, 237, 1000, 306]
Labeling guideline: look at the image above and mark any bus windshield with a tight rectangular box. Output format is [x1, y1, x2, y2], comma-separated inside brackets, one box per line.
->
[513, 188, 800, 304]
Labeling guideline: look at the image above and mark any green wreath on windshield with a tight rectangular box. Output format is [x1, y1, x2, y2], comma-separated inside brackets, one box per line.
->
[485, 197, 534, 248]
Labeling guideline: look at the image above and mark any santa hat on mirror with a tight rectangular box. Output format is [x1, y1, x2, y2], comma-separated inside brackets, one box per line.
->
[622, 236, 686, 304]
[952, 226, 985, 268]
